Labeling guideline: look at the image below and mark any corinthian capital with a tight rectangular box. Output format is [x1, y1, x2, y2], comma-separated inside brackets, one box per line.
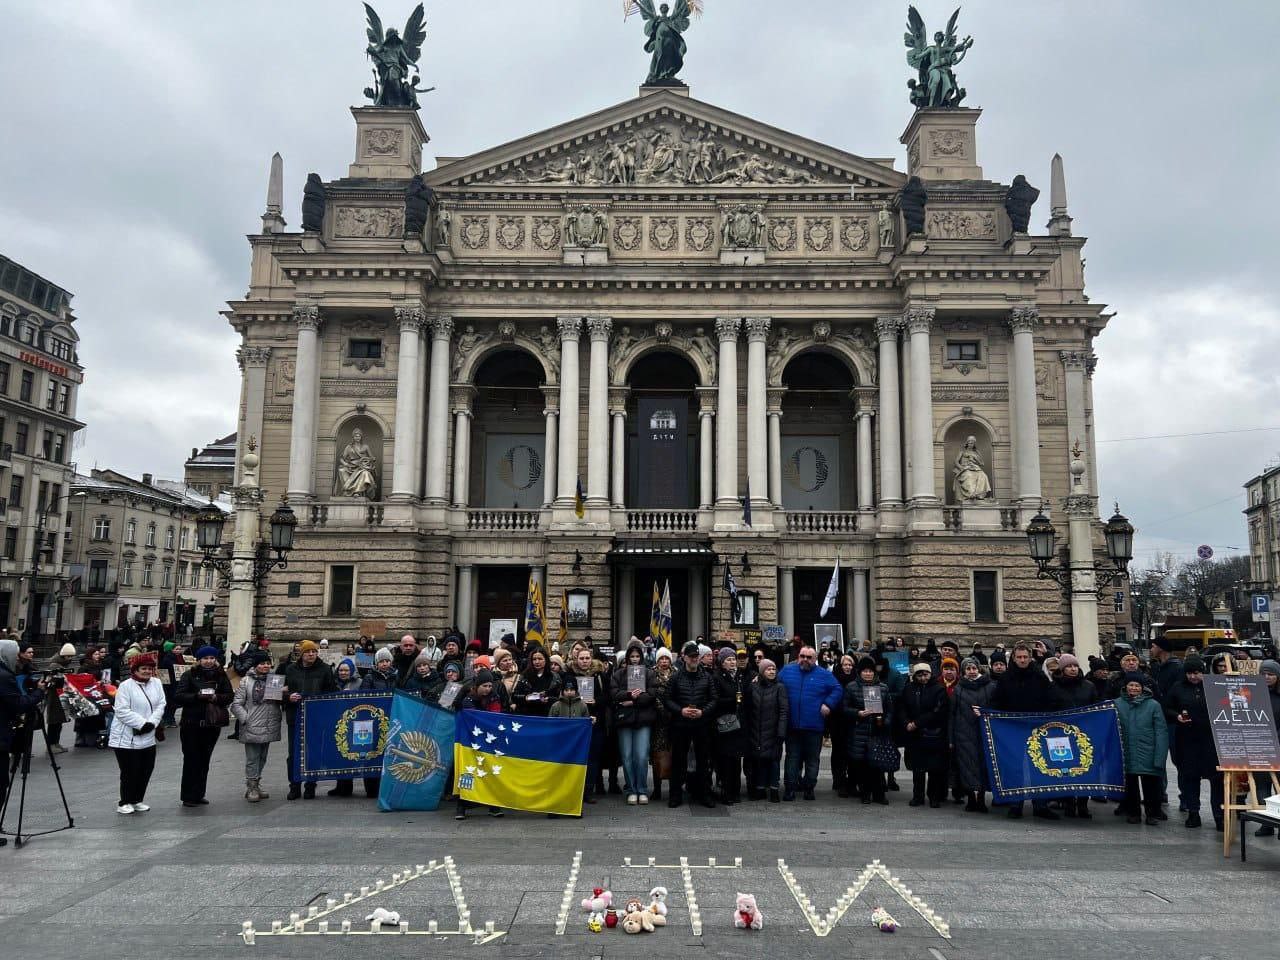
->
[743, 317, 771, 341]
[429, 314, 454, 341]
[714, 317, 741, 343]
[586, 316, 613, 342]
[874, 315, 901, 342]
[395, 305, 426, 332]
[902, 305, 935, 335]
[1058, 350, 1088, 372]
[237, 345, 272, 369]
[1009, 305, 1040, 334]
[557, 316, 582, 341]
[292, 303, 321, 331]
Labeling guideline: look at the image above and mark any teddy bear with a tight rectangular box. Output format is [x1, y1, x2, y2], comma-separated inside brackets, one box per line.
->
[734, 892, 764, 930]
[871, 906, 898, 932]
[648, 886, 669, 917]
[622, 898, 654, 934]
[581, 887, 612, 914]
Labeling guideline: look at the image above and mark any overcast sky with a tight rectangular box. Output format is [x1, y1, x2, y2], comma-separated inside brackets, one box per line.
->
[2, 1, 1277, 568]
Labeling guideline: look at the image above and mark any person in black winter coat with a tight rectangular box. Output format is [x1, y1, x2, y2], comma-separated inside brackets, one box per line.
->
[513, 646, 560, 717]
[1163, 655, 1222, 829]
[1254, 660, 1280, 836]
[843, 657, 893, 805]
[710, 649, 747, 804]
[1, 640, 45, 839]
[1048, 653, 1099, 819]
[173, 646, 235, 806]
[745, 659, 788, 801]
[990, 642, 1059, 820]
[896, 663, 948, 807]
[282, 641, 339, 799]
[828, 654, 858, 797]
[660, 641, 716, 808]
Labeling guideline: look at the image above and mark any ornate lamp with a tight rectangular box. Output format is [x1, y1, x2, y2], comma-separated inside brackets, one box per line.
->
[1103, 504, 1134, 569]
[195, 505, 226, 552]
[268, 498, 297, 554]
[1025, 509, 1057, 568]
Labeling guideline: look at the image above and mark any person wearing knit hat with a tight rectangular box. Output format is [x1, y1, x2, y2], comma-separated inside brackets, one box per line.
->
[1048, 651, 1099, 818]
[58, 642, 77, 658]
[899, 657, 948, 807]
[42, 641, 80, 753]
[281, 638, 339, 800]
[230, 647, 283, 803]
[174, 643, 235, 807]
[953, 656, 994, 812]
[298, 639, 319, 654]
[1114, 670, 1168, 825]
[106, 651, 166, 815]
[747, 655, 787, 802]
[1163, 654, 1221, 829]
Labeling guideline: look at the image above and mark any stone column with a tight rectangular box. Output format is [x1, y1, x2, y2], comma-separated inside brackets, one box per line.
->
[714, 317, 740, 506]
[541, 387, 559, 507]
[586, 317, 612, 504]
[610, 388, 627, 508]
[456, 564, 475, 640]
[423, 315, 454, 503]
[767, 391, 784, 507]
[875, 316, 903, 507]
[390, 306, 424, 500]
[415, 322, 429, 497]
[856, 408, 874, 510]
[286, 304, 321, 502]
[1010, 305, 1043, 503]
[853, 569, 870, 650]
[236, 345, 271, 486]
[1085, 355, 1099, 497]
[450, 387, 475, 508]
[904, 306, 937, 502]
[744, 317, 770, 506]
[900, 330, 913, 497]
[688, 568, 706, 641]
[226, 450, 265, 658]
[778, 566, 795, 634]
[845, 568, 858, 650]
[618, 566, 635, 640]
[1065, 460, 1101, 662]
[697, 388, 715, 509]
[1061, 350, 1090, 492]
[555, 317, 582, 505]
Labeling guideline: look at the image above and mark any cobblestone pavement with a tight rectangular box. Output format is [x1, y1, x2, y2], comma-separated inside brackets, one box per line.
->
[1, 735, 1277, 959]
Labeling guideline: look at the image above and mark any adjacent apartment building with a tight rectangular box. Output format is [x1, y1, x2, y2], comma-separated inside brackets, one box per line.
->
[64, 469, 228, 637]
[0, 254, 84, 636]
[184, 431, 237, 498]
[1245, 464, 1280, 633]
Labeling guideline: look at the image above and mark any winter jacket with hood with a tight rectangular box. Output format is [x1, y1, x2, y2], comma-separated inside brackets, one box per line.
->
[1115, 689, 1168, 776]
[896, 678, 949, 772]
[108, 673, 167, 750]
[950, 674, 994, 791]
[0, 640, 43, 752]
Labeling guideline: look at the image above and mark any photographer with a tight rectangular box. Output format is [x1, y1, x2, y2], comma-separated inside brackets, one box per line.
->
[44, 643, 77, 753]
[1, 639, 46, 845]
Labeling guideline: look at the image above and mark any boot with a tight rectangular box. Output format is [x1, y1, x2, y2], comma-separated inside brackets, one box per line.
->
[651, 778, 662, 802]
[246, 780, 262, 803]
[255, 781, 270, 800]
[302, 783, 316, 800]
[769, 788, 781, 803]
[286, 783, 302, 801]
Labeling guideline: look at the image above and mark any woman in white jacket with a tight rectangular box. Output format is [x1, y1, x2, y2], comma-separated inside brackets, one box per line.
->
[109, 654, 166, 814]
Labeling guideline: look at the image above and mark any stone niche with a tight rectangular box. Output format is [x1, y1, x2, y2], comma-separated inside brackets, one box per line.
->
[943, 418, 995, 505]
[331, 415, 385, 501]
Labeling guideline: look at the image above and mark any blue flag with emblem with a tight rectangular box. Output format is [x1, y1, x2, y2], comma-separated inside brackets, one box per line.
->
[454, 709, 591, 816]
[378, 692, 456, 811]
[980, 702, 1126, 804]
[290, 690, 393, 783]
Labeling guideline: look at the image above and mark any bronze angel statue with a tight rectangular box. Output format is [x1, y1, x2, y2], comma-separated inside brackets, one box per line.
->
[363, 3, 430, 109]
[627, 1, 702, 86]
[904, 6, 973, 109]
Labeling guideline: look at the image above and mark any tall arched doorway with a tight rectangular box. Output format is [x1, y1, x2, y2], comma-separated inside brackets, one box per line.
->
[779, 351, 857, 512]
[625, 351, 700, 509]
[470, 350, 546, 509]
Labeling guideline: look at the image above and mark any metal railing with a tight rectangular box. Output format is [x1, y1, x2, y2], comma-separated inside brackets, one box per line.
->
[625, 509, 699, 532]
[784, 510, 860, 534]
[465, 509, 541, 531]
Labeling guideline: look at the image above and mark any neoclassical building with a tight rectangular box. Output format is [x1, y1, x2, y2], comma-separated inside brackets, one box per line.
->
[224, 82, 1122, 654]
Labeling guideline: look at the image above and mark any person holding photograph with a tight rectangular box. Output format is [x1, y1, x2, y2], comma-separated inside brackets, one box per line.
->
[513, 645, 559, 717]
[174, 646, 234, 807]
[566, 646, 609, 803]
[843, 655, 893, 805]
[611, 639, 658, 805]
[828, 653, 859, 797]
[229, 649, 282, 803]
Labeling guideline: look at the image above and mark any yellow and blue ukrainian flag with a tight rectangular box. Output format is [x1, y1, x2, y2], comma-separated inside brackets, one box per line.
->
[574, 476, 585, 518]
[657, 579, 673, 649]
[649, 580, 662, 640]
[454, 710, 591, 816]
[524, 576, 546, 647]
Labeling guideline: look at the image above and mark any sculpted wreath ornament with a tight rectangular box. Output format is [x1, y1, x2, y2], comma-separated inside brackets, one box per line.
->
[1026, 721, 1093, 778]
[334, 704, 390, 761]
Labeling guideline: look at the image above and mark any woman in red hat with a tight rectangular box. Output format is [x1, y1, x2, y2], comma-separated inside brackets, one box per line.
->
[108, 654, 166, 814]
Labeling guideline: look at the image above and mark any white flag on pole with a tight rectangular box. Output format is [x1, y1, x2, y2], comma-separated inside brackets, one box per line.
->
[819, 556, 840, 617]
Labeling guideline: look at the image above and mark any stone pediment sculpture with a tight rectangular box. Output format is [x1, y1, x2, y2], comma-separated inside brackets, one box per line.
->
[565, 205, 608, 247]
[952, 435, 992, 502]
[720, 203, 766, 249]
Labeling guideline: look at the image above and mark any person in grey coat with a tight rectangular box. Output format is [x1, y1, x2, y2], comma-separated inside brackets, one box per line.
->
[230, 650, 282, 802]
[951, 657, 994, 812]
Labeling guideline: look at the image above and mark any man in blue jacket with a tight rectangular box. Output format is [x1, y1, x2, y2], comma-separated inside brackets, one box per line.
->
[778, 646, 844, 801]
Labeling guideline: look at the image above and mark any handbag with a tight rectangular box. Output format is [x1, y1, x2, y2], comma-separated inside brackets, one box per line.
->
[870, 736, 901, 772]
[205, 702, 231, 728]
[715, 713, 741, 735]
[651, 748, 672, 780]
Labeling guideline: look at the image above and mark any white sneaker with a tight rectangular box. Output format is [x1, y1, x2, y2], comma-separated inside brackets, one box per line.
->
[117, 804, 135, 815]
[627, 794, 638, 805]
[638, 794, 649, 805]
[133, 803, 151, 813]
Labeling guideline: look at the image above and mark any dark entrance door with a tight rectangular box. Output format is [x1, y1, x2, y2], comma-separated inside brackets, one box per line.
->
[474, 565, 530, 647]
[794, 568, 847, 651]
[630, 567, 690, 645]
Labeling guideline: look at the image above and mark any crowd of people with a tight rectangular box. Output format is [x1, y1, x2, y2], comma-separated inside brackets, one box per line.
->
[2, 628, 1278, 837]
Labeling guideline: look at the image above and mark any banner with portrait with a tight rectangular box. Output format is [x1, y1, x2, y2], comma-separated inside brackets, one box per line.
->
[483, 435, 545, 510]
[634, 398, 690, 508]
[781, 435, 841, 511]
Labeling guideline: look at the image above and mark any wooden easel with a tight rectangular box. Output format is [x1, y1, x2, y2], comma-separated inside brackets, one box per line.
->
[1218, 654, 1280, 858]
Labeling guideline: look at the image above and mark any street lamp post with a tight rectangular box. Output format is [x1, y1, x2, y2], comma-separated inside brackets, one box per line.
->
[1025, 456, 1134, 662]
[24, 507, 55, 646]
[195, 440, 296, 662]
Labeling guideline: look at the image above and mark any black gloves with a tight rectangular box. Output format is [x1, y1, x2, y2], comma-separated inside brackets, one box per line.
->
[139, 722, 156, 734]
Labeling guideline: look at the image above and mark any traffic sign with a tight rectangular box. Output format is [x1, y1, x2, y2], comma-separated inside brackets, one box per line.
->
[1252, 594, 1271, 622]
[1196, 544, 1214, 560]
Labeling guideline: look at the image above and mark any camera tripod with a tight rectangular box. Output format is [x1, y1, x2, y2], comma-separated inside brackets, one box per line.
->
[1, 694, 75, 848]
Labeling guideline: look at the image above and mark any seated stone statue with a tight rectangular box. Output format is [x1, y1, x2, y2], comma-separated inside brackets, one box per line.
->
[335, 428, 379, 500]
[952, 435, 992, 502]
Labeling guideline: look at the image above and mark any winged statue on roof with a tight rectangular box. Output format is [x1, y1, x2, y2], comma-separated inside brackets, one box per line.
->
[904, 6, 973, 109]
[625, 1, 703, 86]
[362, 3, 433, 109]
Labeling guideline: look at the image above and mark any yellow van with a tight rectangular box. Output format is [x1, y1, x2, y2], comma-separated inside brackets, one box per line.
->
[1159, 627, 1236, 653]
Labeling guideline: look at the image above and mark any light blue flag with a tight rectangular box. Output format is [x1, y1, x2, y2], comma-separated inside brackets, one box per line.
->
[378, 691, 456, 811]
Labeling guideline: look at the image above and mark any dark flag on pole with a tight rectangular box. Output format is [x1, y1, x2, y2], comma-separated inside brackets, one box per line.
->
[723, 562, 741, 621]
[741, 488, 752, 528]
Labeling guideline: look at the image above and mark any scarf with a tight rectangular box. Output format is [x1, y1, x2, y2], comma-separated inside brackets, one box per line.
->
[251, 671, 268, 704]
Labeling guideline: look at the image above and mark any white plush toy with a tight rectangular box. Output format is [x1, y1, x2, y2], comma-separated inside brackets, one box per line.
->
[364, 907, 401, 926]
[648, 886, 669, 917]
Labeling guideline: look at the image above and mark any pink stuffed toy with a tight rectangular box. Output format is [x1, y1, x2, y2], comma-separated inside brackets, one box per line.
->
[734, 892, 763, 930]
[581, 887, 612, 914]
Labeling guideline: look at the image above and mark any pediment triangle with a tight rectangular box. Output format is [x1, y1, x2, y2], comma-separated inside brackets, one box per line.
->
[426, 90, 904, 191]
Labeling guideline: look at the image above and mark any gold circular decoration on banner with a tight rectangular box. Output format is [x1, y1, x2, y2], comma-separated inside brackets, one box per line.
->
[1025, 720, 1093, 778]
[334, 704, 390, 761]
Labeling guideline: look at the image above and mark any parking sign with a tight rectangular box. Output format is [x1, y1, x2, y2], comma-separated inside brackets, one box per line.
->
[1252, 594, 1271, 623]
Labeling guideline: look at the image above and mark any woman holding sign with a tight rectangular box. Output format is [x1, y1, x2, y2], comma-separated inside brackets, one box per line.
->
[174, 646, 234, 807]
[229, 649, 282, 803]
[611, 639, 658, 805]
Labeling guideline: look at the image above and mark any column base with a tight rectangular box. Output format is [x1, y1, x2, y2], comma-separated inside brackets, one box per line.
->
[285, 490, 316, 505]
[876, 500, 905, 533]
[906, 498, 944, 532]
[385, 492, 418, 504]
[856, 508, 879, 534]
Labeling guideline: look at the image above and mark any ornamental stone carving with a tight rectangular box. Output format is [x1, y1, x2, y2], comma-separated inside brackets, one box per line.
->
[839, 217, 871, 252]
[565, 205, 607, 247]
[292, 304, 321, 330]
[334, 206, 404, 238]
[531, 216, 561, 251]
[1035, 359, 1056, 400]
[767, 325, 795, 384]
[612, 216, 642, 252]
[654, 321, 673, 344]
[926, 209, 996, 240]
[877, 203, 895, 250]
[434, 208, 451, 249]
[451, 325, 493, 381]
[715, 317, 741, 342]
[238, 345, 272, 368]
[557, 316, 582, 341]
[274, 359, 296, 397]
[429, 315, 455, 341]
[1009, 305, 1040, 334]
[334, 427, 380, 500]
[495, 216, 525, 250]
[904, 306, 935, 335]
[537, 326, 562, 381]
[683, 327, 717, 380]
[812, 320, 832, 343]
[609, 325, 639, 382]
[743, 317, 771, 342]
[929, 129, 968, 157]
[685, 217, 715, 252]
[498, 320, 516, 342]
[586, 317, 613, 342]
[649, 217, 678, 252]
[1059, 350, 1089, 371]
[874, 315, 901, 342]
[836, 328, 877, 385]
[394, 305, 426, 332]
[952, 436, 993, 502]
[365, 129, 402, 155]
[721, 204, 766, 249]
[805, 217, 834, 252]
[767, 217, 798, 252]
[459, 216, 489, 249]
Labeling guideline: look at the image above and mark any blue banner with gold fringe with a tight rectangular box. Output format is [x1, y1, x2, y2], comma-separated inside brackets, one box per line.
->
[290, 691, 393, 782]
[980, 702, 1126, 804]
